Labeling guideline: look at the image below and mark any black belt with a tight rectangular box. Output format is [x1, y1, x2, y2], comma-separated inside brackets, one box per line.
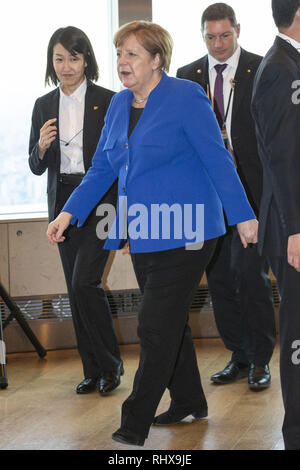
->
[58, 173, 85, 186]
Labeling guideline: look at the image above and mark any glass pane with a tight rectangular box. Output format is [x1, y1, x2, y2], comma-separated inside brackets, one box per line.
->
[0, 0, 114, 216]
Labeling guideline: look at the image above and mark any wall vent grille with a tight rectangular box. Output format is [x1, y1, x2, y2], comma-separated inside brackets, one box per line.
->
[0, 283, 280, 322]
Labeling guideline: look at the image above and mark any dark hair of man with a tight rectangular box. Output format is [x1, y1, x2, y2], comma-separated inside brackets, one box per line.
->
[45, 26, 99, 86]
[272, 0, 300, 28]
[201, 2, 237, 30]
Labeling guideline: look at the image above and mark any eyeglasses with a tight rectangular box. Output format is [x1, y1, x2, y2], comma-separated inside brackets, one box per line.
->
[59, 129, 83, 147]
[205, 32, 234, 43]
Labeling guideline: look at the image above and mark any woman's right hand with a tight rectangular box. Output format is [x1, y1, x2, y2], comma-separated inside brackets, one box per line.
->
[38, 118, 57, 159]
[47, 212, 73, 245]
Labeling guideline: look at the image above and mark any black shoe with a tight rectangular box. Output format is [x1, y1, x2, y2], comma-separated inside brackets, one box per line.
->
[76, 378, 97, 394]
[98, 362, 124, 395]
[112, 429, 145, 447]
[248, 364, 271, 390]
[153, 406, 208, 426]
[211, 361, 249, 384]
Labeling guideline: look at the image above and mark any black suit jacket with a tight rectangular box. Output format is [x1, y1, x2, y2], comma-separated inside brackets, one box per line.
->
[177, 48, 262, 215]
[252, 37, 300, 256]
[29, 81, 115, 221]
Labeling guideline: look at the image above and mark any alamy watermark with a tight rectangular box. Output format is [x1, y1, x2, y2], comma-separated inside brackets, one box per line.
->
[0, 340, 6, 365]
[291, 80, 300, 104]
[95, 196, 205, 250]
[291, 340, 300, 365]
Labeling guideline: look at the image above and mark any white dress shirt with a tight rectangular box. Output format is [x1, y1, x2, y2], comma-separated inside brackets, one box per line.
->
[277, 32, 300, 53]
[208, 46, 241, 148]
[59, 78, 87, 174]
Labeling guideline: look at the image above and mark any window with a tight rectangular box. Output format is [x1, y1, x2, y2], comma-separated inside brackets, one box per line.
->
[0, 0, 118, 216]
[152, 0, 277, 77]
[0, 1, 279, 216]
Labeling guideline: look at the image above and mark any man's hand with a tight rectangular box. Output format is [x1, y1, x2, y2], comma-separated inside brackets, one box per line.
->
[237, 219, 258, 248]
[288, 233, 300, 272]
[47, 212, 73, 245]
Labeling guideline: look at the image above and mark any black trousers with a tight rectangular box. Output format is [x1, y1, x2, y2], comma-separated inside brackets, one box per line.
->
[206, 226, 276, 366]
[56, 181, 121, 378]
[119, 239, 217, 439]
[268, 256, 300, 450]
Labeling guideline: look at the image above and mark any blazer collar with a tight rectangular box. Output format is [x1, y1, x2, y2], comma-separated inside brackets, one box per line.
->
[53, 80, 95, 172]
[274, 35, 300, 64]
[82, 82, 99, 170]
[231, 48, 257, 119]
[47, 88, 60, 170]
[124, 72, 169, 139]
[194, 49, 255, 117]
[194, 57, 209, 88]
[194, 48, 257, 122]
[126, 72, 169, 105]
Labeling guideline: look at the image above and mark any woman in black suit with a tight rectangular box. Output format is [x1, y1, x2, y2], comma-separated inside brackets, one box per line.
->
[29, 26, 123, 395]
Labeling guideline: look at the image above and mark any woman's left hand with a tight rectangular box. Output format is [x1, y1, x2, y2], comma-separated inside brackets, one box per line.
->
[237, 219, 258, 248]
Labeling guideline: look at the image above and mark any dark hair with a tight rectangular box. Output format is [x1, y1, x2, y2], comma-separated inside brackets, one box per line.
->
[201, 2, 238, 30]
[272, 0, 300, 28]
[45, 26, 99, 86]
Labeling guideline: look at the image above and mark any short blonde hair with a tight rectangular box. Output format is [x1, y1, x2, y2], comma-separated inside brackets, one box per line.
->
[114, 21, 173, 73]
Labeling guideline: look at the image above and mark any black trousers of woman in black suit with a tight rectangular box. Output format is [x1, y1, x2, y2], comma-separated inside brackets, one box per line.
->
[56, 179, 121, 379]
[119, 239, 217, 439]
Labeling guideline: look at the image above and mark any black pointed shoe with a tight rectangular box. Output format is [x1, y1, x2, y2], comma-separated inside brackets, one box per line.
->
[210, 361, 249, 384]
[153, 406, 208, 426]
[98, 362, 124, 395]
[112, 429, 145, 447]
[248, 364, 271, 390]
[76, 378, 98, 394]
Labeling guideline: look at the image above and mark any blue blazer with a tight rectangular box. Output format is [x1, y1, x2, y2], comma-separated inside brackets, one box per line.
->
[63, 73, 255, 253]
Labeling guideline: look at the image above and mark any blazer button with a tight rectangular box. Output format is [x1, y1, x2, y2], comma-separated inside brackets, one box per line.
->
[122, 187, 126, 193]
[125, 165, 129, 171]
[125, 143, 129, 149]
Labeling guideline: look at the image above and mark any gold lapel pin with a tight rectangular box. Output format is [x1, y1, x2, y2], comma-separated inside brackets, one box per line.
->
[94, 106, 99, 110]
[247, 69, 251, 73]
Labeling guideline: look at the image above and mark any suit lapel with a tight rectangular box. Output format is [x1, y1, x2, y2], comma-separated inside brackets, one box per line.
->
[194, 57, 209, 94]
[83, 81, 96, 171]
[48, 88, 60, 173]
[231, 49, 255, 122]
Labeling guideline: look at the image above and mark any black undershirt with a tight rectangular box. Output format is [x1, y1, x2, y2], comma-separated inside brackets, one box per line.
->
[128, 106, 144, 137]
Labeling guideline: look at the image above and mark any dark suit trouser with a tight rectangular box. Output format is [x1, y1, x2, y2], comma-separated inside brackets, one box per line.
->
[56, 182, 121, 379]
[206, 227, 276, 366]
[268, 257, 300, 450]
[119, 239, 217, 439]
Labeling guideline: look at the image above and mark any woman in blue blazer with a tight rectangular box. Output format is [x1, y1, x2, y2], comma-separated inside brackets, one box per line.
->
[47, 21, 257, 447]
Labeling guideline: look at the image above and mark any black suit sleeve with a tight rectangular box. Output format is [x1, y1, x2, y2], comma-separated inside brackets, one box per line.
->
[252, 63, 300, 235]
[28, 98, 50, 176]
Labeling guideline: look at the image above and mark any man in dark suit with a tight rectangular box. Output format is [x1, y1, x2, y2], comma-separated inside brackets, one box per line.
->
[252, 0, 300, 450]
[29, 26, 123, 396]
[177, 3, 276, 389]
